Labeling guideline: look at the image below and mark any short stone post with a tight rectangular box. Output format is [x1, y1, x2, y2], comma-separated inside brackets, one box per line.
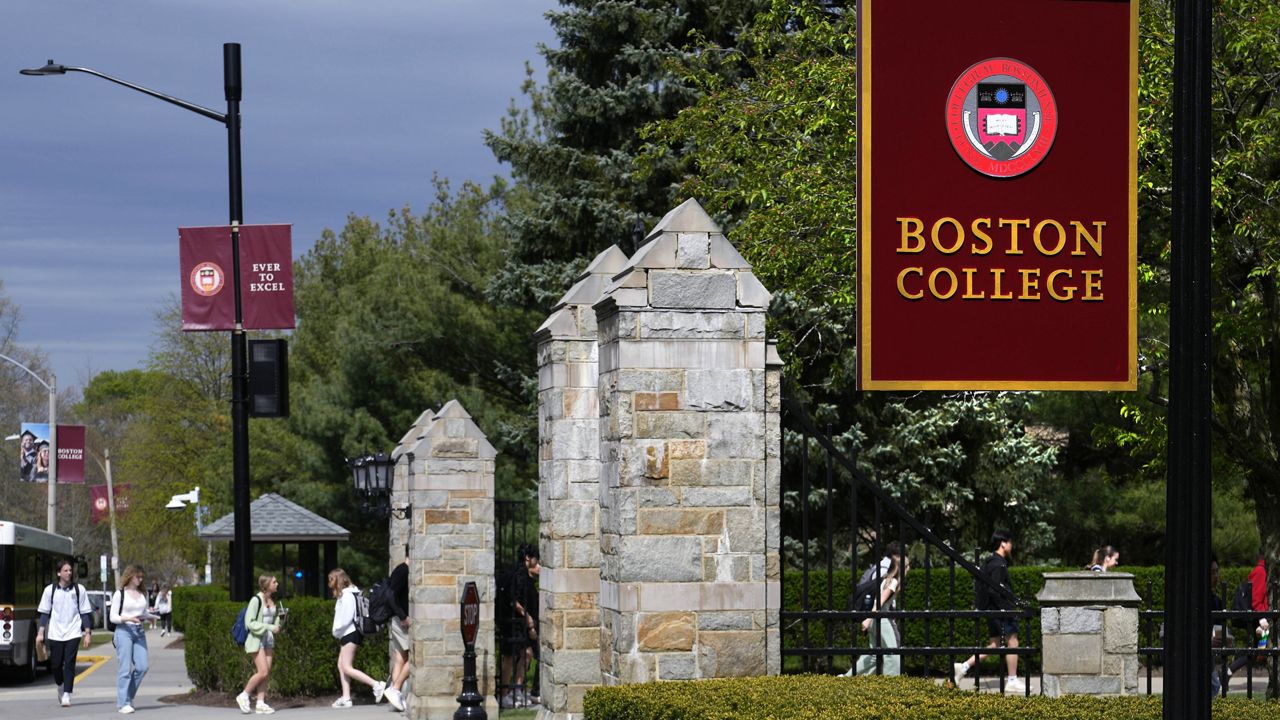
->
[1037, 571, 1141, 696]
[396, 400, 498, 720]
[594, 198, 780, 685]
[534, 246, 627, 720]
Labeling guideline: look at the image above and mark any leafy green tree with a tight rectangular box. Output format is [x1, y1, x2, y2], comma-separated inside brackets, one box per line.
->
[287, 179, 543, 583]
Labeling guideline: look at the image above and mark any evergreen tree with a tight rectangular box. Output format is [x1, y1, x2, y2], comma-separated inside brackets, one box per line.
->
[484, 0, 769, 307]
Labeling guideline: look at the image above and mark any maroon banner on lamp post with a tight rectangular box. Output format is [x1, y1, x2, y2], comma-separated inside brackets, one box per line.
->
[55, 424, 85, 484]
[239, 224, 296, 330]
[90, 483, 129, 524]
[857, 0, 1138, 391]
[180, 224, 295, 331]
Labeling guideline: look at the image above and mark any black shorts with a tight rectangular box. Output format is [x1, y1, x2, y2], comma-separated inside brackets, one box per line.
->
[340, 631, 363, 646]
[987, 617, 1019, 639]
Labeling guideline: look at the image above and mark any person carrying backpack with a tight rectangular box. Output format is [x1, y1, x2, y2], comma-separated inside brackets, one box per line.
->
[36, 558, 93, 707]
[327, 569, 386, 708]
[111, 564, 153, 714]
[236, 575, 283, 715]
[851, 555, 908, 676]
[1226, 549, 1270, 684]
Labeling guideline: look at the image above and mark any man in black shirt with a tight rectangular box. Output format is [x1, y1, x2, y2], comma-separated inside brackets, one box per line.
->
[384, 547, 411, 712]
[953, 530, 1024, 693]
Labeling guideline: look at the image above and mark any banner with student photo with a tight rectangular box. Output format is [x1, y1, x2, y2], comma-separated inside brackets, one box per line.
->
[18, 422, 49, 483]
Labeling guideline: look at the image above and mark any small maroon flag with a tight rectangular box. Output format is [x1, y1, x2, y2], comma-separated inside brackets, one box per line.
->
[90, 483, 129, 524]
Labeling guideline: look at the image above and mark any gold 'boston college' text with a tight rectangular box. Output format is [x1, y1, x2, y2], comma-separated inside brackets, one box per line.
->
[893, 216, 1105, 302]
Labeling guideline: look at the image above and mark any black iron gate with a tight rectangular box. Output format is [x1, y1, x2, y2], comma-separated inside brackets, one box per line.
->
[780, 391, 1039, 693]
[494, 498, 537, 708]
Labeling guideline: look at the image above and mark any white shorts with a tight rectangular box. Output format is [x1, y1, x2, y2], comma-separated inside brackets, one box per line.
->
[389, 618, 411, 653]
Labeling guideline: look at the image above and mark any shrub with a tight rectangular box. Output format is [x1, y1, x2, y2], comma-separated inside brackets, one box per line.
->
[171, 584, 230, 633]
[584, 675, 1276, 719]
[183, 597, 387, 696]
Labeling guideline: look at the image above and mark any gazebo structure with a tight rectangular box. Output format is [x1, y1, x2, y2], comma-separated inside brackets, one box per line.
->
[200, 493, 349, 598]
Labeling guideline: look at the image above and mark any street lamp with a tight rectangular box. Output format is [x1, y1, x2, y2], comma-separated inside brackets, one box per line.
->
[21, 45, 255, 600]
[0, 352, 57, 533]
[347, 452, 410, 520]
[167, 487, 213, 585]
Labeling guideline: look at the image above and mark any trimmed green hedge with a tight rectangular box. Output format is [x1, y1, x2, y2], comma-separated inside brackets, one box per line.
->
[584, 675, 1276, 719]
[172, 584, 230, 633]
[782, 565, 1254, 674]
[183, 597, 388, 696]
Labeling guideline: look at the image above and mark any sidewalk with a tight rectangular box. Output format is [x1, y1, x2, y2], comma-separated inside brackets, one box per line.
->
[0, 632, 405, 719]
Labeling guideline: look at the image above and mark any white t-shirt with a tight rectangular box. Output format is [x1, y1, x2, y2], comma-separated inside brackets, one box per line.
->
[37, 583, 92, 642]
[110, 588, 150, 626]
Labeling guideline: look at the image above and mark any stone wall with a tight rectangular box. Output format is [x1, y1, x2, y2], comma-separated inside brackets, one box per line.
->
[391, 400, 499, 720]
[533, 246, 627, 719]
[1037, 572, 1141, 696]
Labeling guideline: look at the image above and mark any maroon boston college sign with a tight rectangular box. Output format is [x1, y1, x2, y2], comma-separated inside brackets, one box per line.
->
[858, 0, 1138, 390]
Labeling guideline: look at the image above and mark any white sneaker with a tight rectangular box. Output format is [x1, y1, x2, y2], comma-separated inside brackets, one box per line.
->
[372, 680, 386, 704]
[385, 688, 404, 712]
[237, 692, 252, 714]
[118, 706, 135, 715]
[952, 662, 968, 687]
[1005, 677, 1026, 694]
[331, 697, 352, 708]
[255, 702, 276, 715]
[60, 692, 71, 707]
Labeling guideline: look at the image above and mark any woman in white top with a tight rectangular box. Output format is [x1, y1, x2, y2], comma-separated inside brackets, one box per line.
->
[327, 569, 385, 708]
[110, 564, 152, 714]
[36, 558, 93, 706]
[854, 555, 907, 676]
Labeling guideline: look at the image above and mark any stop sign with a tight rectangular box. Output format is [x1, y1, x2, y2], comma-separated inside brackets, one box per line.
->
[460, 581, 480, 645]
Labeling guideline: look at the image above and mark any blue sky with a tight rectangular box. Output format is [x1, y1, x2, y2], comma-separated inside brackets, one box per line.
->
[2, 1, 556, 390]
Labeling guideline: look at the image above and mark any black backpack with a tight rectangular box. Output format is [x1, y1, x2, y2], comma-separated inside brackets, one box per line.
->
[1231, 581, 1254, 631]
[851, 564, 885, 612]
[366, 579, 396, 626]
[106, 591, 121, 632]
[354, 590, 382, 635]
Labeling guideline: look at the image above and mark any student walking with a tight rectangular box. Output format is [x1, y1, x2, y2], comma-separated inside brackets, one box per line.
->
[156, 586, 173, 636]
[111, 565, 153, 714]
[385, 548, 411, 712]
[328, 569, 385, 708]
[1086, 545, 1120, 572]
[36, 558, 93, 707]
[237, 576, 283, 715]
[953, 530, 1025, 693]
[854, 555, 908, 676]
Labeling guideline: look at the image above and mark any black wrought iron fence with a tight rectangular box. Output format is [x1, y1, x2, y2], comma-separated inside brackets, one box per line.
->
[495, 498, 538, 708]
[1138, 580, 1278, 698]
[780, 391, 1039, 694]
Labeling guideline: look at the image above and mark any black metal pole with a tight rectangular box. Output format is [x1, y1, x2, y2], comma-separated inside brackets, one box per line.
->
[1165, 0, 1213, 718]
[224, 42, 253, 603]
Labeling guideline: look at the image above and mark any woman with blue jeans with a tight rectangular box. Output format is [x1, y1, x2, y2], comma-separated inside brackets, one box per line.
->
[110, 565, 151, 714]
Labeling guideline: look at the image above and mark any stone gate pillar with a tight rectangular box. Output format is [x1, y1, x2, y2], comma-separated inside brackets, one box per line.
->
[534, 246, 628, 719]
[394, 400, 498, 720]
[1037, 572, 1141, 696]
[594, 198, 780, 684]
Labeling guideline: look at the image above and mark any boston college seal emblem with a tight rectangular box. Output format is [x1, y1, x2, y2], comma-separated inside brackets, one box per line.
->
[945, 57, 1058, 178]
[190, 261, 226, 297]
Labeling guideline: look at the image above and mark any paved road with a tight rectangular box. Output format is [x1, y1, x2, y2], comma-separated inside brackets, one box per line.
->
[0, 632, 403, 719]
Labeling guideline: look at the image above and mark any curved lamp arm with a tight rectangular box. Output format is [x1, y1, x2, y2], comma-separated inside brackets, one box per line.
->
[20, 60, 226, 124]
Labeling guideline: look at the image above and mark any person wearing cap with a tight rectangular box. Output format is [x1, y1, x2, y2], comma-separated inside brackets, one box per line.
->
[19, 429, 37, 482]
